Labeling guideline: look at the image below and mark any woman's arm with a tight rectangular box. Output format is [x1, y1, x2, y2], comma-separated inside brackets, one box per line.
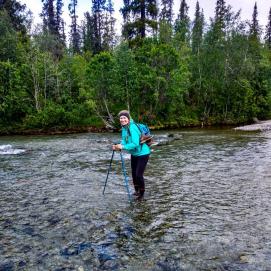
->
[122, 125, 140, 151]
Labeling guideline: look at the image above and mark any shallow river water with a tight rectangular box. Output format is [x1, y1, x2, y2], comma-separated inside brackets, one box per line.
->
[1, 129, 271, 271]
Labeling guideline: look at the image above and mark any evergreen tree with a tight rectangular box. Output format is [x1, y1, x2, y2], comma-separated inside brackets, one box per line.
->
[121, 0, 131, 39]
[56, 0, 65, 42]
[189, 2, 204, 108]
[158, 19, 173, 44]
[248, 2, 266, 119]
[248, 2, 261, 63]
[0, 0, 28, 34]
[40, 0, 65, 59]
[174, 0, 190, 44]
[0, 10, 18, 61]
[265, 7, 271, 49]
[214, 0, 227, 32]
[158, 0, 173, 43]
[68, 0, 80, 54]
[91, 0, 106, 54]
[41, 0, 57, 35]
[82, 0, 115, 54]
[82, 11, 95, 53]
[160, 0, 173, 24]
[121, 0, 158, 42]
[249, 2, 260, 41]
[102, 0, 116, 51]
[41, 0, 64, 41]
[191, 1, 204, 54]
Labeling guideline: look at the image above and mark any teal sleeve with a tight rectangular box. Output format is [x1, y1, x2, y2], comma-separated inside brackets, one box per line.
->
[122, 125, 140, 151]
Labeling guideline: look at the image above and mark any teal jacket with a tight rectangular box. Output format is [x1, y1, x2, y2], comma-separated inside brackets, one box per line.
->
[121, 120, 151, 156]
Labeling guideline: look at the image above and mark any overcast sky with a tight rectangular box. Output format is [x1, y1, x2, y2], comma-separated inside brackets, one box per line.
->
[21, 0, 271, 35]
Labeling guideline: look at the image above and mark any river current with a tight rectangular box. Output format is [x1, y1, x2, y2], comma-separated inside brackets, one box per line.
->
[0, 129, 271, 271]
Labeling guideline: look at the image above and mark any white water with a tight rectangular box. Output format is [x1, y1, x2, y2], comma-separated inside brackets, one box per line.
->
[0, 144, 26, 155]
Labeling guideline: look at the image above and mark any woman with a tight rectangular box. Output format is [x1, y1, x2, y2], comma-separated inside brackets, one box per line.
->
[113, 110, 150, 200]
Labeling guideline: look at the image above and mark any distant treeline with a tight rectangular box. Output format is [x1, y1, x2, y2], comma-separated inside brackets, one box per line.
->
[1, 0, 271, 132]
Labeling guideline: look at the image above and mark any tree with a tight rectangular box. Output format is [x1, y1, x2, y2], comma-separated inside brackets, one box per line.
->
[0, 0, 28, 35]
[114, 42, 138, 111]
[249, 2, 261, 41]
[265, 7, 271, 49]
[86, 52, 116, 127]
[81, 0, 116, 54]
[214, 0, 227, 32]
[0, 10, 18, 62]
[121, 0, 158, 43]
[191, 1, 204, 54]
[189, 2, 204, 110]
[159, 0, 174, 25]
[102, 0, 116, 51]
[158, 20, 173, 44]
[41, 0, 57, 35]
[56, 0, 65, 43]
[40, 0, 65, 59]
[174, 0, 190, 44]
[82, 11, 95, 53]
[158, 0, 174, 44]
[69, 0, 80, 54]
[0, 61, 29, 124]
[147, 43, 190, 120]
[247, 2, 268, 119]
[91, 0, 106, 54]
[248, 2, 261, 66]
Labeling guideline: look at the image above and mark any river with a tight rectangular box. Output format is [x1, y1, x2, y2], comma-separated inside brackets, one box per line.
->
[0, 129, 271, 271]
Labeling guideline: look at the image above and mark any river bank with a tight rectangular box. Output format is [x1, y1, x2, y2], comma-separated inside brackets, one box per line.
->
[0, 120, 237, 136]
[3, 118, 270, 136]
[0, 125, 108, 136]
[234, 120, 271, 131]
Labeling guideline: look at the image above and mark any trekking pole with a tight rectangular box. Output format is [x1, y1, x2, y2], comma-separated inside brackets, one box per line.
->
[119, 151, 131, 201]
[103, 150, 115, 195]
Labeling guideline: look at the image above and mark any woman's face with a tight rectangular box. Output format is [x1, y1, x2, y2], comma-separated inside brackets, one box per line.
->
[120, 116, 129, 126]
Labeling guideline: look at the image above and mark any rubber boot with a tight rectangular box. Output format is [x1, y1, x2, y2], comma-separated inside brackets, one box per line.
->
[133, 183, 140, 196]
[136, 189, 145, 200]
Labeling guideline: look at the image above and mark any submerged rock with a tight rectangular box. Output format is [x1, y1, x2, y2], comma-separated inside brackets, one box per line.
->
[0, 260, 15, 271]
[153, 134, 182, 147]
[60, 242, 93, 258]
[152, 258, 184, 271]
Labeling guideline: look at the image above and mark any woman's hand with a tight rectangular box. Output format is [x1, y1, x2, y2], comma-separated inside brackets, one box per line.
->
[112, 144, 123, 151]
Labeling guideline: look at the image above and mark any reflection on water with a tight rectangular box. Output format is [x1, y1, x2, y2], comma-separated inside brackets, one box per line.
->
[1, 130, 271, 270]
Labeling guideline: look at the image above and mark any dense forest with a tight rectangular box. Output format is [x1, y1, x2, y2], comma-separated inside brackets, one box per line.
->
[1, 0, 271, 133]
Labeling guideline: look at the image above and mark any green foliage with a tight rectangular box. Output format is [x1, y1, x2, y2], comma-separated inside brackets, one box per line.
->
[0, 10, 18, 61]
[0, 60, 30, 124]
[86, 51, 115, 112]
[23, 101, 95, 128]
[1, 0, 271, 133]
[0, 0, 29, 35]
[114, 42, 138, 110]
[121, 0, 158, 43]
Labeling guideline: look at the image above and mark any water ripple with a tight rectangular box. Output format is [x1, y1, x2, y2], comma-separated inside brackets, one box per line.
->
[1, 130, 271, 270]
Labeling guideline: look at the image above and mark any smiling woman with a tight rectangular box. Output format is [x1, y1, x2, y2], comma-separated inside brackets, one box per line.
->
[112, 110, 151, 200]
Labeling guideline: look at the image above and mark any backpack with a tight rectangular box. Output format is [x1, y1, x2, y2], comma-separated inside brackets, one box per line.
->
[134, 123, 154, 146]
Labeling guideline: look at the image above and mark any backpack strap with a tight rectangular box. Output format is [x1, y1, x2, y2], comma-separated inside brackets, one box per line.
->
[135, 123, 142, 134]
[128, 122, 143, 150]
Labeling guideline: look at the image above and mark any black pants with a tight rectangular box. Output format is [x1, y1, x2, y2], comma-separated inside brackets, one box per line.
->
[131, 154, 149, 196]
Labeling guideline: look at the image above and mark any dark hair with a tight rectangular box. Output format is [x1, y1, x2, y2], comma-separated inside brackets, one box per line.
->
[118, 110, 130, 120]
